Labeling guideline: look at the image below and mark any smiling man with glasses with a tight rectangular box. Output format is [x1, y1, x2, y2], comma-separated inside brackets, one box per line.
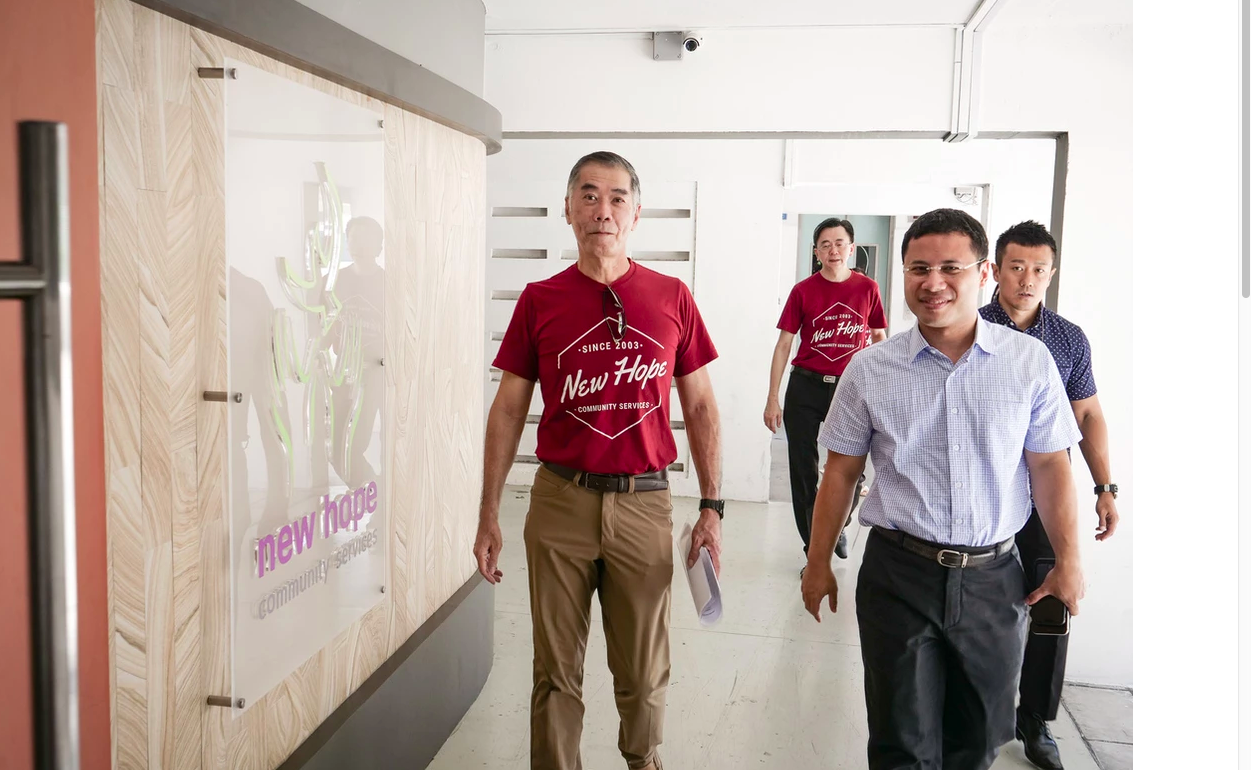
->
[800, 208, 1086, 770]
[473, 151, 723, 770]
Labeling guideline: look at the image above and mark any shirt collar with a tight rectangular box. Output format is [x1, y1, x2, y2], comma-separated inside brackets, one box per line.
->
[972, 314, 998, 355]
[983, 287, 1047, 332]
[908, 314, 998, 362]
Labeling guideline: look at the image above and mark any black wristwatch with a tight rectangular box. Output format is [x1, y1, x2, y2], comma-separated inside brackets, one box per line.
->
[699, 499, 725, 519]
[1094, 484, 1118, 499]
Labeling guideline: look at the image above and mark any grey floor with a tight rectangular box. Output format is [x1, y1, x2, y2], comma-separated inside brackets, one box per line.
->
[428, 442, 1133, 769]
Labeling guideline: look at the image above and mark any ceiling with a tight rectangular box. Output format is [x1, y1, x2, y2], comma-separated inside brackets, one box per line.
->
[481, 0, 1131, 34]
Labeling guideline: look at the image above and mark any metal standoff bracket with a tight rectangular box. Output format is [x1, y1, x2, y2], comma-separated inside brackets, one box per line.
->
[206, 695, 245, 709]
[203, 391, 242, 403]
[197, 67, 237, 80]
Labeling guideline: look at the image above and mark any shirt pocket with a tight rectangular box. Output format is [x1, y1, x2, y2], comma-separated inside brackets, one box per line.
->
[969, 398, 1031, 466]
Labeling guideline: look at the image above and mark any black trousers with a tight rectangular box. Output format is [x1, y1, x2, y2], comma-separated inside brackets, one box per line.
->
[1013, 508, 1069, 721]
[782, 370, 862, 553]
[856, 528, 1028, 770]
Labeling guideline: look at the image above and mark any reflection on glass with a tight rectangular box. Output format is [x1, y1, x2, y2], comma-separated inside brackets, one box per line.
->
[332, 216, 385, 488]
[225, 58, 387, 713]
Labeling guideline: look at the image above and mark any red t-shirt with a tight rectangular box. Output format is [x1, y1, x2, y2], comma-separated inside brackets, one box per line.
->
[777, 271, 887, 376]
[493, 260, 718, 475]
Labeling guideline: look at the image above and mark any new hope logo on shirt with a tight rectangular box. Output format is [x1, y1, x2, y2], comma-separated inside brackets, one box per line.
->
[778, 271, 887, 377]
[808, 302, 872, 362]
[557, 318, 669, 439]
[494, 262, 718, 476]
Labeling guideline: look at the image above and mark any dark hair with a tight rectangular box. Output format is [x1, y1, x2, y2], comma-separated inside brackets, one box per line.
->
[812, 217, 854, 247]
[900, 208, 988, 262]
[565, 151, 642, 206]
[994, 220, 1057, 266]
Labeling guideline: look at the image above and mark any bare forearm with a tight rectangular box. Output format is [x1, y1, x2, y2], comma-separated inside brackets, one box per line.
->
[768, 341, 791, 402]
[684, 400, 722, 499]
[809, 454, 863, 563]
[479, 401, 527, 522]
[1029, 460, 1082, 567]
[1077, 413, 1112, 485]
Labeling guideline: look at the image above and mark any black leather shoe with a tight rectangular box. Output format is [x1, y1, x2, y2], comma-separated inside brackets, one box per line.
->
[834, 531, 849, 559]
[1016, 709, 1064, 770]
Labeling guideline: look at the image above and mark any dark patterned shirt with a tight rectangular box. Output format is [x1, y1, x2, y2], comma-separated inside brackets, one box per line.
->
[979, 292, 1097, 401]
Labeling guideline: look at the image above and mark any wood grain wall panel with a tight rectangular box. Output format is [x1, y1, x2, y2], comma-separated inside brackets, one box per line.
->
[138, 187, 174, 769]
[98, 0, 135, 91]
[99, 3, 486, 766]
[101, 70, 149, 770]
[132, 5, 168, 193]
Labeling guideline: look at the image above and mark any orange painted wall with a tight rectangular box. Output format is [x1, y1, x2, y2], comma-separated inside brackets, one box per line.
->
[0, 0, 111, 768]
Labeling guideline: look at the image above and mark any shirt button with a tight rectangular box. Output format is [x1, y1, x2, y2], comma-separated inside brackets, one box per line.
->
[956, 482, 964, 489]
[952, 445, 960, 452]
[950, 408, 959, 415]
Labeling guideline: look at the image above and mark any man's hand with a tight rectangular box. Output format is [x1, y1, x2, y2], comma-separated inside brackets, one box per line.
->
[686, 508, 722, 576]
[473, 518, 504, 584]
[1095, 493, 1119, 541]
[763, 398, 783, 433]
[1026, 562, 1085, 616]
[801, 560, 838, 622]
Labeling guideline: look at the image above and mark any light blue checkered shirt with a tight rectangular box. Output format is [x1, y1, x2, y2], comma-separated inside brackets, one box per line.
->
[818, 316, 1082, 547]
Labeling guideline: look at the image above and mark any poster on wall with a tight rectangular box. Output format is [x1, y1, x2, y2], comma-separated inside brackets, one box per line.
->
[224, 59, 387, 712]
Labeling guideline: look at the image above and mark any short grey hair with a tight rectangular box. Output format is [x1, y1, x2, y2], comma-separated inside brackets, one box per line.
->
[565, 151, 641, 207]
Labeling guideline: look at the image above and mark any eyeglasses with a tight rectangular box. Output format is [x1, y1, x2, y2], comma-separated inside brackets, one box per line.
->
[815, 242, 849, 253]
[903, 258, 987, 278]
[603, 285, 627, 343]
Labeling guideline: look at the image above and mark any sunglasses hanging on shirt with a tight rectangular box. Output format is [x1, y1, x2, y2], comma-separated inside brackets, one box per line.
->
[603, 285, 627, 343]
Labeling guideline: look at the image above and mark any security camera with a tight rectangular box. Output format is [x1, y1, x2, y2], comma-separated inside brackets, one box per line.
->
[682, 33, 702, 53]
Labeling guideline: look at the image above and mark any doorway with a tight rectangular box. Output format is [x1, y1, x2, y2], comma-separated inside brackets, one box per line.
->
[769, 193, 987, 506]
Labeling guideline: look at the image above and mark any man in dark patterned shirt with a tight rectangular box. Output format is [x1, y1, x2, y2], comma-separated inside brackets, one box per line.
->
[979, 221, 1121, 770]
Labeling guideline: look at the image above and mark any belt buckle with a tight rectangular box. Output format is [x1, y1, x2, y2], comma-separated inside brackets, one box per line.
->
[936, 549, 969, 568]
[823, 375, 837, 384]
[583, 473, 628, 494]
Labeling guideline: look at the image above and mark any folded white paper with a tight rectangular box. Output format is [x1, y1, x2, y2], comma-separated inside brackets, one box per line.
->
[677, 522, 722, 626]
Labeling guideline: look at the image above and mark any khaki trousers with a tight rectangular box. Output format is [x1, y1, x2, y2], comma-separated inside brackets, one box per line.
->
[524, 464, 675, 770]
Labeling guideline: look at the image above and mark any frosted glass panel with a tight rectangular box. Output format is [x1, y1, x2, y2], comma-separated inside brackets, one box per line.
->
[224, 59, 386, 713]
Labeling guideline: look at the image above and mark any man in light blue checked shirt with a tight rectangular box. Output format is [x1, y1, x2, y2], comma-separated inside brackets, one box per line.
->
[800, 208, 1086, 770]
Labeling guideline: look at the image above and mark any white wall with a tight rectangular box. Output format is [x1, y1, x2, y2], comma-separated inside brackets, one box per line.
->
[484, 28, 953, 132]
[484, 19, 1132, 687]
[981, 22, 1134, 689]
[295, 0, 486, 96]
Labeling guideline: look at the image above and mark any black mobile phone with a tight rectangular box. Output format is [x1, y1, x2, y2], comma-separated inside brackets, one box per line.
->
[1029, 558, 1070, 636]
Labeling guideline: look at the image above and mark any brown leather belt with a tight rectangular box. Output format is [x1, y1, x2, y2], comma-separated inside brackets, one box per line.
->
[871, 526, 1014, 569]
[791, 365, 839, 384]
[543, 462, 669, 493]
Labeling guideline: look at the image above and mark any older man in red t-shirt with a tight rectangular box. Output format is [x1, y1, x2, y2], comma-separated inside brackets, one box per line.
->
[474, 151, 725, 770]
[764, 218, 887, 567]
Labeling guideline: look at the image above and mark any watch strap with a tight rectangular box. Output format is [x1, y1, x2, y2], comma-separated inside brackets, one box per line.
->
[699, 498, 725, 519]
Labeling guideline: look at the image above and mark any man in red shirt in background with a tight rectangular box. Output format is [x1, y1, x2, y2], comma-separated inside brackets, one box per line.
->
[473, 151, 725, 770]
[765, 218, 887, 568]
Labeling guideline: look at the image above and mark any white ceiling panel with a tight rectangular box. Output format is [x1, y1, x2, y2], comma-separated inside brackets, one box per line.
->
[483, 0, 981, 33]
[481, 0, 1130, 34]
